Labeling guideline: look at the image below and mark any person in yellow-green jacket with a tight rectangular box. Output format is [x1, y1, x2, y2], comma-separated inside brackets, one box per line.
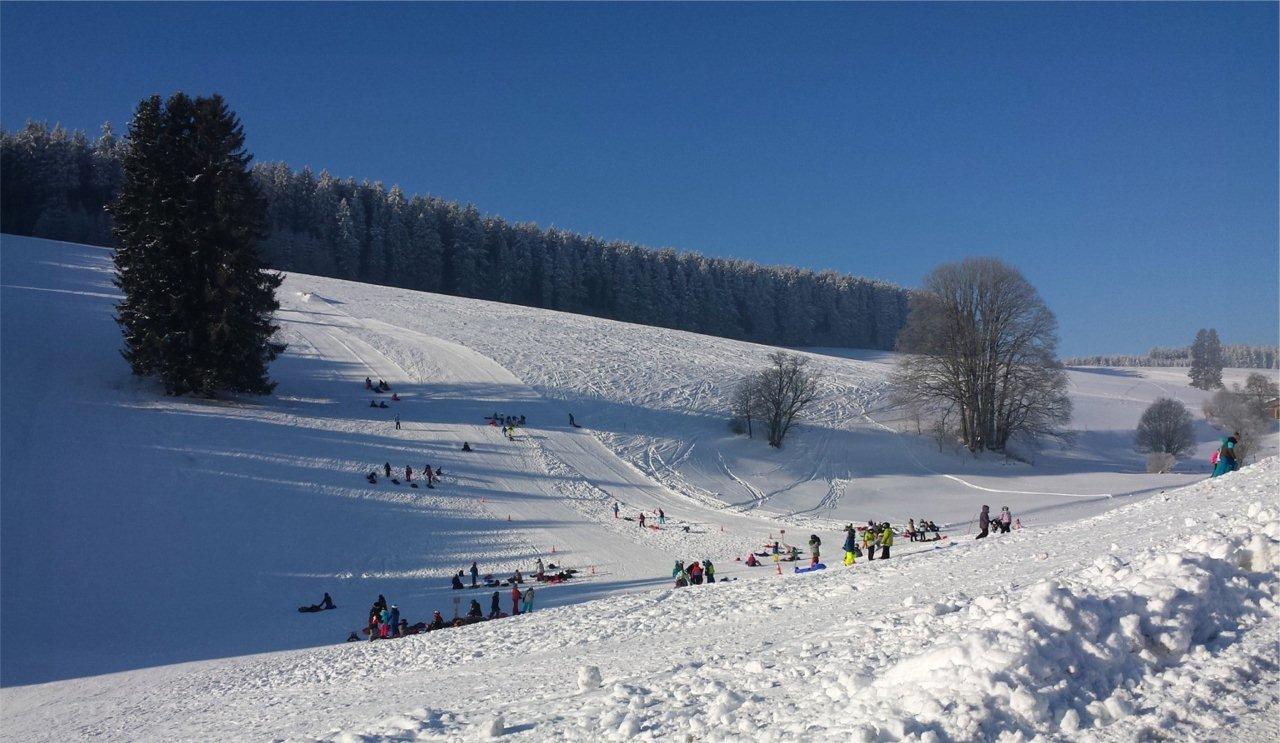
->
[863, 526, 877, 561]
[879, 522, 893, 560]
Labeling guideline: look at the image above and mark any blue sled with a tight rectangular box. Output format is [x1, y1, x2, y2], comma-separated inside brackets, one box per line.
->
[794, 563, 826, 574]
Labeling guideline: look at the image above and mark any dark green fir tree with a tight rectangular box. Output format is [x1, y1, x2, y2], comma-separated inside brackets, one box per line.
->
[111, 93, 284, 396]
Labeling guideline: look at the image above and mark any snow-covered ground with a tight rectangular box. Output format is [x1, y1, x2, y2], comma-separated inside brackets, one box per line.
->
[2, 235, 1276, 741]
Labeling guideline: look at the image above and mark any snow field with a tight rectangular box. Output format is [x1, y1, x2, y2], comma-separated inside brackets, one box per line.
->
[317, 461, 1278, 742]
[2, 235, 1276, 741]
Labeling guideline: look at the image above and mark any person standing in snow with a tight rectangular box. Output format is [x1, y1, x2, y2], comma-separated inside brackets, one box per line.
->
[638, 513, 647, 529]
[569, 413, 577, 427]
[863, 527, 877, 560]
[511, 585, 522, 615]
[489, 591, 501, 619]
[672, 560, 688, 587]
[658, 508, 666, 525]
[976, 505, 990, 539]
[522, 587, 535, 613]
[613, 502, 620, 519]
[879, 523, 893, 559]
[388, 605, 400, 637]
[999, 507, 1013, 533]
[470, 561, 479, 587]
[907, 518, 917, 542]
[394, 414, 401, 430]
[842, 527, 858, 566]
[1211, 436, 1237, 477]
[384, 462, 392, 478]
[405, 465, 413, 482]
[703, 559, 715, 583]
[687, 560, 703, 585]
[535, 558, 545, 579]
[808, 534, 821, 567]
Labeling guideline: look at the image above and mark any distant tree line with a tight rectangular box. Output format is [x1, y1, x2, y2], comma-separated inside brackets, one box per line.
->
[1, 121, 911, 349]
[1065, 341, 1277, 370]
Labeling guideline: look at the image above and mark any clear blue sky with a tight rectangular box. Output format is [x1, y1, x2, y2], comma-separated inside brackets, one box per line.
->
[2, 2, 1276, 356]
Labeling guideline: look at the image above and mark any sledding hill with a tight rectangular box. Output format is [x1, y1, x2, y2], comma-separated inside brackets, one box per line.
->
[3, 454, 1276, 741]
[0, 234, 1267, 690]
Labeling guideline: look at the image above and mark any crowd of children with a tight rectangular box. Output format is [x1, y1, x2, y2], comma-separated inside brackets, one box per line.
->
[671, 559, 716, 587]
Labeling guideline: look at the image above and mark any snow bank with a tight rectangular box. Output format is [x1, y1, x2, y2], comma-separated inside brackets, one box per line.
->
[858, 512, 1279, 739]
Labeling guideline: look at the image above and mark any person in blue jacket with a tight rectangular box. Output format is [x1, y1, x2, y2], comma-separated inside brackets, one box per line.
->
[388, 605, 400, 637]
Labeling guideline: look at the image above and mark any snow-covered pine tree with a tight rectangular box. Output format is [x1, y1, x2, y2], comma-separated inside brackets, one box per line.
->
[111, 93, 284, 396]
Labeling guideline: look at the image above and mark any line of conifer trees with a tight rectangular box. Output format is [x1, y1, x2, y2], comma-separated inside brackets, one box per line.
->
[2, 121, 909, 349]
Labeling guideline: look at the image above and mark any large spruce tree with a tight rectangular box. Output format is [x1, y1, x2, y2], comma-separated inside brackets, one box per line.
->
[111, 93, 284, 396]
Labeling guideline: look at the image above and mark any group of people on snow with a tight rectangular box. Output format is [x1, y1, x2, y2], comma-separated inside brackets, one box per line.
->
[905, 518, 942, 542]
[976, 505, 1015, 539]
[487, 413, 527, 441]
[672, 559, 716, 587]
[366, 461, 442, 488]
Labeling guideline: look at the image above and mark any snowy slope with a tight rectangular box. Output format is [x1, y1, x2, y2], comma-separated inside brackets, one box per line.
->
[2, 457, 1275, 741]
[2, 234, 1274, 703]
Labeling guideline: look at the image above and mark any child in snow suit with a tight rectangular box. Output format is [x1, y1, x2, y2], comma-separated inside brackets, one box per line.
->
[522, 587, 534, 613]
[703, 559, 715, 583]
[842, 529, 858, 566]
[999, 507, 1012, 533]
[863, 528, 877, 560]
[511, 586, 522, 615]
[977, 505, 990, 539]
[673, 561, 688, 587]
[808, 535, 821, 567]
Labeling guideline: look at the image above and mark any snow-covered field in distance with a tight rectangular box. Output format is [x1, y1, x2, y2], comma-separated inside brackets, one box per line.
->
[2, 235, 1276, 741]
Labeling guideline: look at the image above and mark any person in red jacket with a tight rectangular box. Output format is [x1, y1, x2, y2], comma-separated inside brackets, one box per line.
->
[511, 585, 522, 615]
[687, 560, 704, 585]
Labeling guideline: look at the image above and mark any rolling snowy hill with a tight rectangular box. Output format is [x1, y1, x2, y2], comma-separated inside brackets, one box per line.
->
[1, 234, 1276, 741]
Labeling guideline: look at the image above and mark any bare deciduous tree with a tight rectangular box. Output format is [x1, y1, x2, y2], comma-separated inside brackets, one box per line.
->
[893, 257, 1071, 453]
[747, 351, 822, 448]
[1134, 398, 1195, 459]
[1203, 376, 1276, 463]
[730, 375, 762, 438]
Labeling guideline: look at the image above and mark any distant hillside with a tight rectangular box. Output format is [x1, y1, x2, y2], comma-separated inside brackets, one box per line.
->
[0, 121, 909, 350]
[1065, 344, 1278, 369]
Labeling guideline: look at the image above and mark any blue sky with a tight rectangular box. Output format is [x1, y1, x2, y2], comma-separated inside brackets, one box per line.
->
[2, 2, 1275, 356]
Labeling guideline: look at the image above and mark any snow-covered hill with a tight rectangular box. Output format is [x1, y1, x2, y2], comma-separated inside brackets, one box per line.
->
[2, 234, 1275, 741]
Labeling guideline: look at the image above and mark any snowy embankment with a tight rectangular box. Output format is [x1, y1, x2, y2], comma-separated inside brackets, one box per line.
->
[3, 459, 1275, 741]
